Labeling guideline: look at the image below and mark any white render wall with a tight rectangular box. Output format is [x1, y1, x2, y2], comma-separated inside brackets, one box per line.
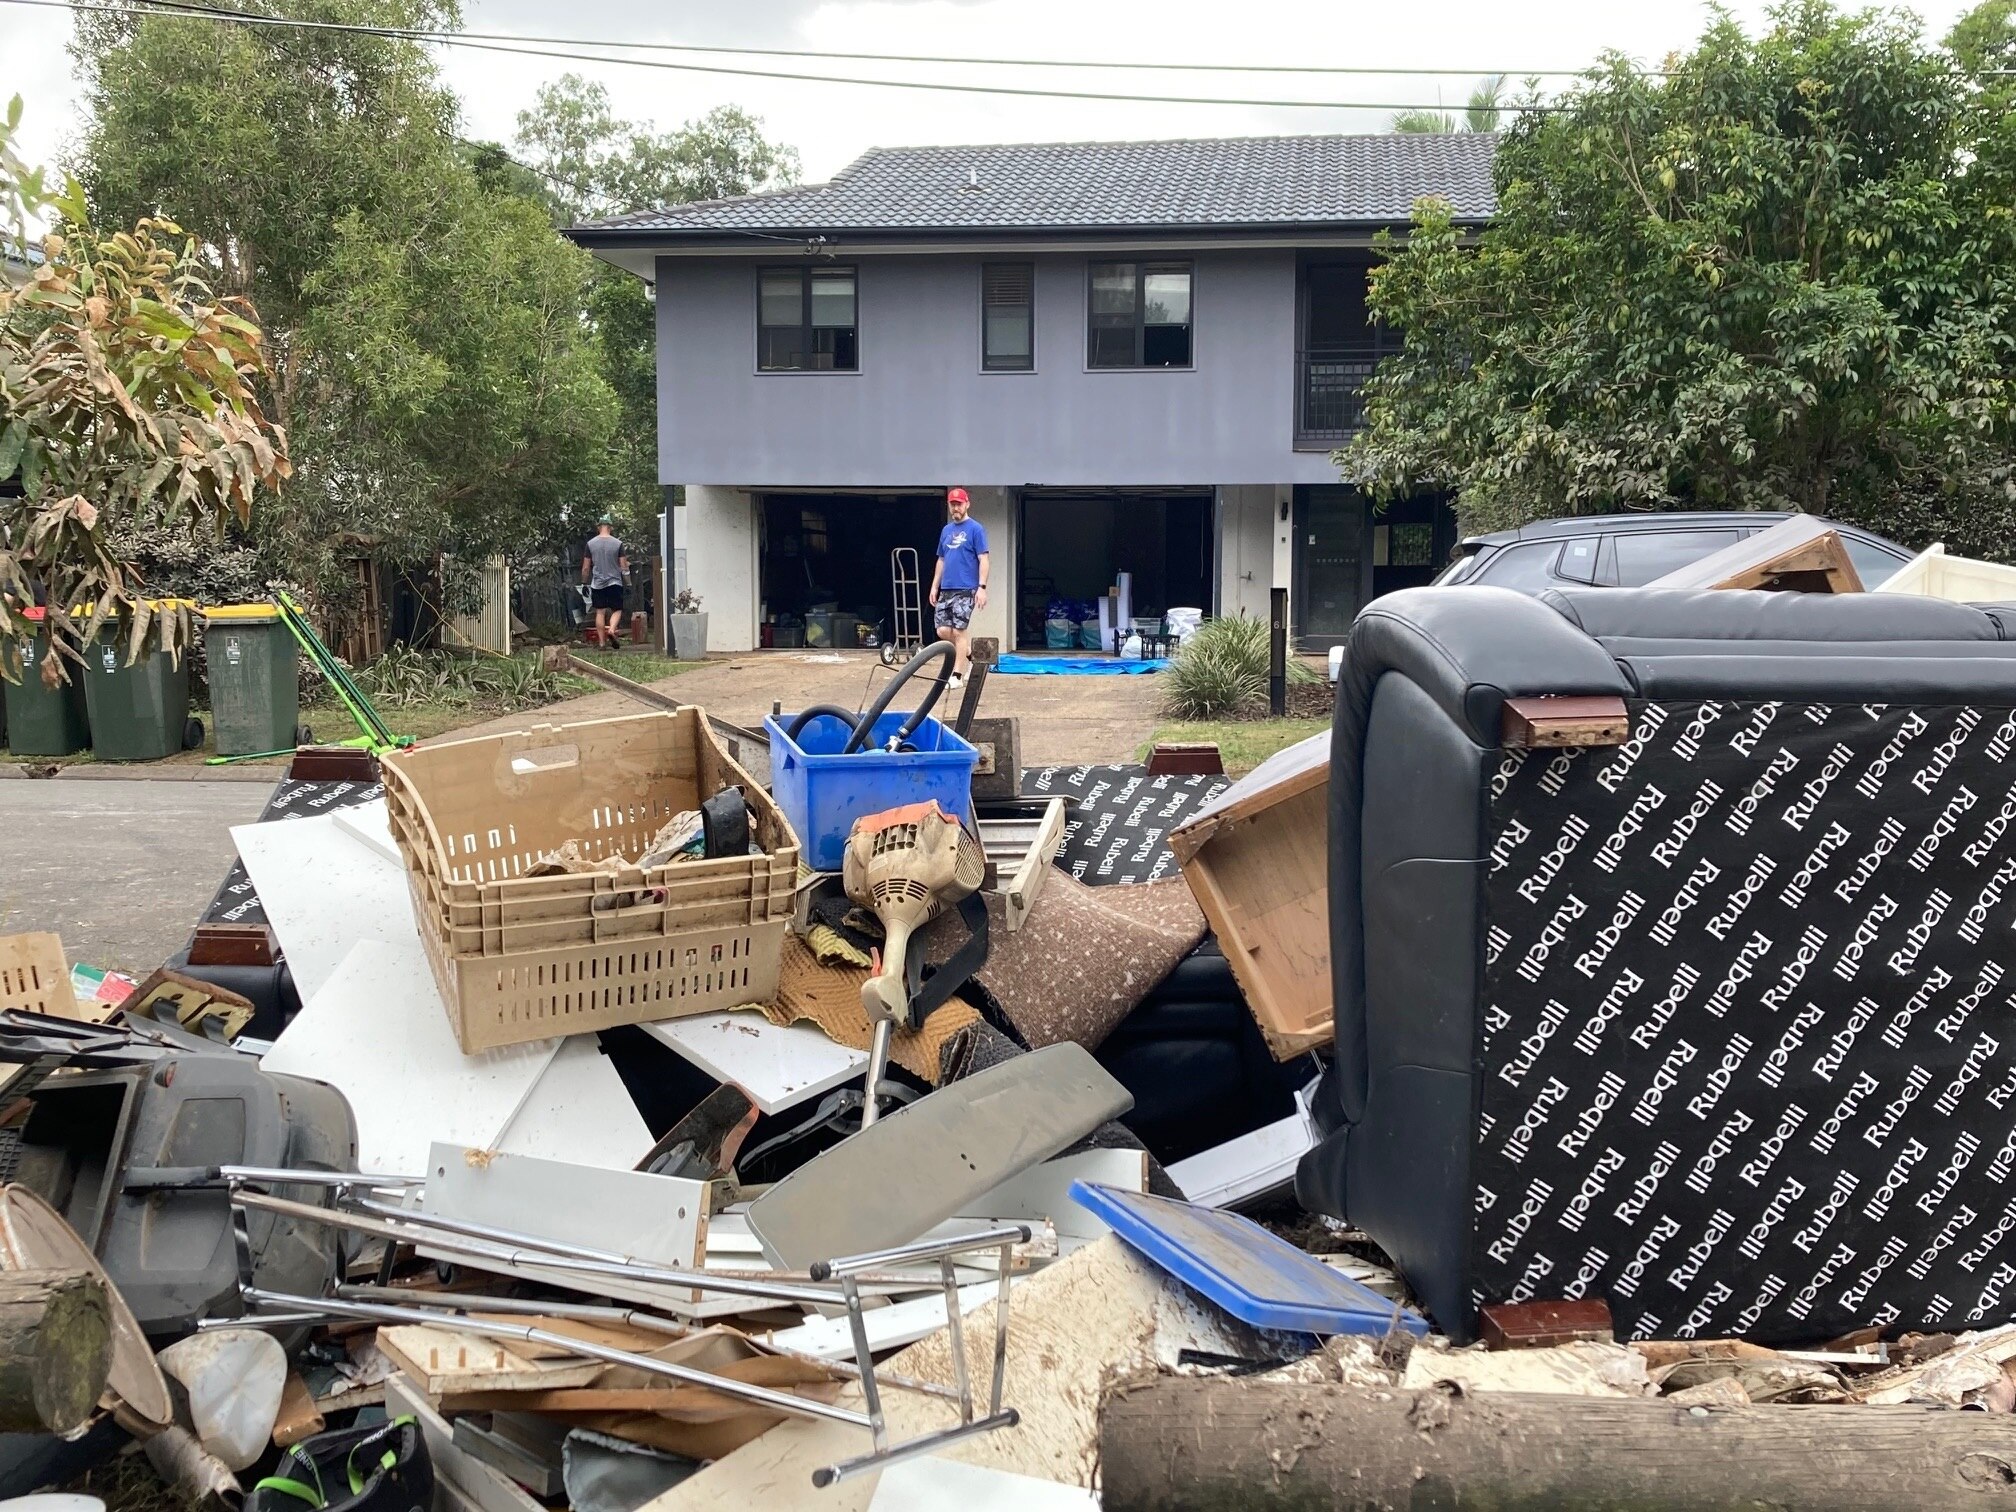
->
[678, 485, 760, 652]
[1216, 485, 1285, 624]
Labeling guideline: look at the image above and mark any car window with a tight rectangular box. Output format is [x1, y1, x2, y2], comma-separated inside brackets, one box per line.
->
[1434, 548, 1484, 585]
[1612, 529, 1742, 587]
[1841, 534, 1906, 589]
[1471, 541, 1563, 592]
[1556, 536, 1600, 585]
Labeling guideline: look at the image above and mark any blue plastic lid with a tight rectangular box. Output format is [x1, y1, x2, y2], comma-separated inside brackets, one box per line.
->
[1070, 1181, 1430, 1337]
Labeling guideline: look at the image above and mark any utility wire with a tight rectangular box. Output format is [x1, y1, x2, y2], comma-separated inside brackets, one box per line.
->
[7, 0, 1570, 110]
[26, 0, 1626, 76]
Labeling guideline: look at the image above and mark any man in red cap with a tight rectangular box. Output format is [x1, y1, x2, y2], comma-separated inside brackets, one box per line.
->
[927, 487, 989, 688]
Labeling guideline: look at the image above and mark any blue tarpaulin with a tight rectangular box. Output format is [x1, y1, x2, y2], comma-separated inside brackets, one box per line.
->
[994, 654, 1168, 676]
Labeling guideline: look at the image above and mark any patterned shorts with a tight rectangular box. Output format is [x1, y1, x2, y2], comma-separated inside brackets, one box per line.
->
[934, 590, 976, 631]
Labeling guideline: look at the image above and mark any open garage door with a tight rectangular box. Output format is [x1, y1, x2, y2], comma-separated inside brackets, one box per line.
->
[1016, 489, 1212, 650]
[758, 492, 943, 648]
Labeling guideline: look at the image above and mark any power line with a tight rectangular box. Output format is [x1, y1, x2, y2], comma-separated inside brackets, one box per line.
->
[10, 0, 1569, 110]
[29, 0, 1624, 77]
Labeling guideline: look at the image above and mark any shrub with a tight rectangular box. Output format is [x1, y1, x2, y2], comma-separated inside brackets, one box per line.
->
[1160, 614, 1318, 720]
[353, 645, 569, 711]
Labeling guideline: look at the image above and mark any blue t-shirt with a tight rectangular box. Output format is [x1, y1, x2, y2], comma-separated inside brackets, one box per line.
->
[936, 519, 989, 592]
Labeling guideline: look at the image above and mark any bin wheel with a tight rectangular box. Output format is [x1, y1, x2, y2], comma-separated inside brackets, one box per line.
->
[295, 722, 313, 747]
[182, 716, 204, 751]
[878, 642, 899, 667]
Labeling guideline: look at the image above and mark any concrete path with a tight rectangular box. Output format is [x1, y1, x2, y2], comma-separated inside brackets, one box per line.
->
[0, 778, 272, 974]
[452, 650, 1167, 768]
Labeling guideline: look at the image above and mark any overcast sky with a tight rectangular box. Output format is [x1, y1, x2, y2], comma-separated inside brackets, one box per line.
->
[0, 0, 1986, 190]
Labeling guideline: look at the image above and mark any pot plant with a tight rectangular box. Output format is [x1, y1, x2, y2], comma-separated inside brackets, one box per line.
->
[668, 589, 708, 659]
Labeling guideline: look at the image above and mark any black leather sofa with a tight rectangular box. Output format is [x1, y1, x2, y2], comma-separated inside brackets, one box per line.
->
[1301, 585, 2016, 1343]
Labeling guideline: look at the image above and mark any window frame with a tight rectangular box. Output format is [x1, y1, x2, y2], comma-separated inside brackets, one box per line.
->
[1084, 259, 1195, 371]
[755, 264, 860, 374]
[979, 261, 1036, 373]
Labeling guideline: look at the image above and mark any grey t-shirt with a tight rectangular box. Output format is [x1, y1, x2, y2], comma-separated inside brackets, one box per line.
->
[586, 534, 625, 588]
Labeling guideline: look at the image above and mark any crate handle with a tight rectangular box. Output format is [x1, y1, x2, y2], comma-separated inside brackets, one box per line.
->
[508, 741, 582, 776]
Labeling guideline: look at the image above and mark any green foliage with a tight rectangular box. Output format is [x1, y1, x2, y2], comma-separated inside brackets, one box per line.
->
[1160, 614, 1317, 721]
[1347, 0, 2016, 557]
[1391, 76, 1504, 134]
[513, 76, 799, 541]
[69, 0, 619, 613]
[0, 101, 290, 683]
[355, 644, 570, 711]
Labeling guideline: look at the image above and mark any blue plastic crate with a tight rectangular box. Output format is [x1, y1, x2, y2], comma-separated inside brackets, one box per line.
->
[765, 711, 980, 872]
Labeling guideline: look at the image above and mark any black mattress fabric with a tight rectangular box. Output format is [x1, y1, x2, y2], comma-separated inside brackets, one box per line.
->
[1020, 765, 1227, 884]
[1478, 698, 2016, 1343]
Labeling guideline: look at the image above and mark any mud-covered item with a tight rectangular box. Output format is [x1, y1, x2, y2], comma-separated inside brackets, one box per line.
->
[251, 1417, 432, 1512]
[382, 710, 799, 1053]
[1304, 583, 2016, 1343]
[10, 1052, 355, 1341]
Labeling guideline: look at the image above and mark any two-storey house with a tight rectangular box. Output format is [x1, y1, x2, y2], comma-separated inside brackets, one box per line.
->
[567, 132, 1496, 652]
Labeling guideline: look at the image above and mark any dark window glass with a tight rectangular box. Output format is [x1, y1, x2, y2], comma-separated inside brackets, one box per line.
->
[1472, 541, 1563, 592]
[758, 267, 856, 371]
[1841, 533, 1907, 588]
[982, 263, 1034, 370]
[1612, 529, 1742, 587]
[1088, 261, 1192, 367]
[1556, 536, 1601, 584]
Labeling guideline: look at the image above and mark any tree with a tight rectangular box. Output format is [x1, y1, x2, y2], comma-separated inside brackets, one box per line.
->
[69, 1, 617, 619]
[1391, 76, 1505, 134]
[1348, 1, 2016, 558]
[513, 77, 800, 538]
[1, 98, 290, 684]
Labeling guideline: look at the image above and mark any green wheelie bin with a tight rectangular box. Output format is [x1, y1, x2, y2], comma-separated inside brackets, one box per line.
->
[80, 604, 204, 761]
[5, 608, 91, 757]
[204, 605, 306, 757]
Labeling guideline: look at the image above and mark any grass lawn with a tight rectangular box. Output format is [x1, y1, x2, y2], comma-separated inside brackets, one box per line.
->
[1142, 717, 1330, 776]
[0, 646, 703, 769]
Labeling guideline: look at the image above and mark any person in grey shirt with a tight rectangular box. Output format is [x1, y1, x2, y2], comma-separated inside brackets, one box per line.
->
[581, 516, 629, 643]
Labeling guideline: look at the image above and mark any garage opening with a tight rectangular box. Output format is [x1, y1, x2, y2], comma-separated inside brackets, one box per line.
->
[759, 492, 942, 648]
[1016, 490, 1212, 649]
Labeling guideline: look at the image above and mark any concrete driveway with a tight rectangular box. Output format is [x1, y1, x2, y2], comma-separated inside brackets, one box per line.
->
[458, 649, 1167, 768]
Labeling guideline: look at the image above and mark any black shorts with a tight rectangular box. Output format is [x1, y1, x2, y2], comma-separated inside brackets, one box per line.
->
[591, 585, 626, 612]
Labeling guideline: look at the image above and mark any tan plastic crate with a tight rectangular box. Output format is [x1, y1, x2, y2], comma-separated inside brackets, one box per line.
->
[381, 709, 800, 1052]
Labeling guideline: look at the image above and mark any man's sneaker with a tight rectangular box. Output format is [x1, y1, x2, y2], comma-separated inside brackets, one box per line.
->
[947, 673, 963, 690]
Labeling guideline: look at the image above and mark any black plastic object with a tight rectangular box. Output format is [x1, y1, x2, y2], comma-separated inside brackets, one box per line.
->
[842, 640, 953, 753]
[251, 1417, 433, 1512]
[11, 1051, 357, 1341]
[699, 786, 750, 859]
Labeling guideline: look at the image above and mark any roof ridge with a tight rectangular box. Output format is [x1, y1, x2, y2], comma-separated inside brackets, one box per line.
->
[845, 130, 1499, 155]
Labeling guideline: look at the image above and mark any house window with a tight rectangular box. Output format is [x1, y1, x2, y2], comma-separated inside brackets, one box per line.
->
[759, 266, 857, 371]
[982, 263, 1034, 371]
[1087, 261, 1192, 368]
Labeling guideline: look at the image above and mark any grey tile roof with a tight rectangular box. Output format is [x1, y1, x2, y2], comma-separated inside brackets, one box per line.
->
[574, 132, 1497, 238]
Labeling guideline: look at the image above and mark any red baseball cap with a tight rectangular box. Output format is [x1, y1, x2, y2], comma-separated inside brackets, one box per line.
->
[946, 487, 971, 505]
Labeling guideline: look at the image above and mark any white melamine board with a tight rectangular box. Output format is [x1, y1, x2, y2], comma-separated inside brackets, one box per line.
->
[956, 1148, 1147, 1240]
[640, 1012, 865, 1115]
[1166, 1109, 1316, 1209]
[332, 799, 401, 864]
[755, 1281, 1004, 1361]
[494, 1035, 653, 1171]
[230, 813, 419, 1006]
[261, 939, 557, 1175]
[869, 1458, 1097, 1512]
[424, 1143, 707, 1269]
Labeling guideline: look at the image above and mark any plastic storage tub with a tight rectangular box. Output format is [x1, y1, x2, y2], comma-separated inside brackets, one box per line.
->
[383, 709, 800, 1052]
[6, 610, 90, 756]
[204, 605, 303, 757]
[765, 711, 980, 872]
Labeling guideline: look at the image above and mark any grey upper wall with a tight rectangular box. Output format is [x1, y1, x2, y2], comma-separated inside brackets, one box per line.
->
[657, 248, 1346, 487]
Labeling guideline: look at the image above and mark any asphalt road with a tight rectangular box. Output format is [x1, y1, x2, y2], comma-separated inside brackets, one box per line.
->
[0, 777, 273, 974]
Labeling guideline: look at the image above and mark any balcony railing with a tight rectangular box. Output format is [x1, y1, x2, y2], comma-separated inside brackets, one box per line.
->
[1295, 349, 1378, 451]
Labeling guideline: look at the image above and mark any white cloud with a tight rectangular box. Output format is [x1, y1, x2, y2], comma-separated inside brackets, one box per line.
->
[1, 0, 1985, 187]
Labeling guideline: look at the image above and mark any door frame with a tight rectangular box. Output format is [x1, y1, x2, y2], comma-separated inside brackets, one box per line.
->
[1292, 484, 1374, 652]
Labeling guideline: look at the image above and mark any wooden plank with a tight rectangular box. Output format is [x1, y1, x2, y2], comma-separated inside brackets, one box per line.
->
[377, 1324, 602, 1397]
[1502, 696, 1630, 750]
[1646, 514, 1867, 594]
[0, 933, 80, 1020]
[999, 797, 1065, 934]
[272, 1372, 326, 1448]
[385, 1374, 545, 1512]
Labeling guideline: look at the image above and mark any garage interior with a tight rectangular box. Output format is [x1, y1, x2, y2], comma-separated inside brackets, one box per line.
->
[758, 491, 943, 647]
[1015, 489, 1213, 649]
